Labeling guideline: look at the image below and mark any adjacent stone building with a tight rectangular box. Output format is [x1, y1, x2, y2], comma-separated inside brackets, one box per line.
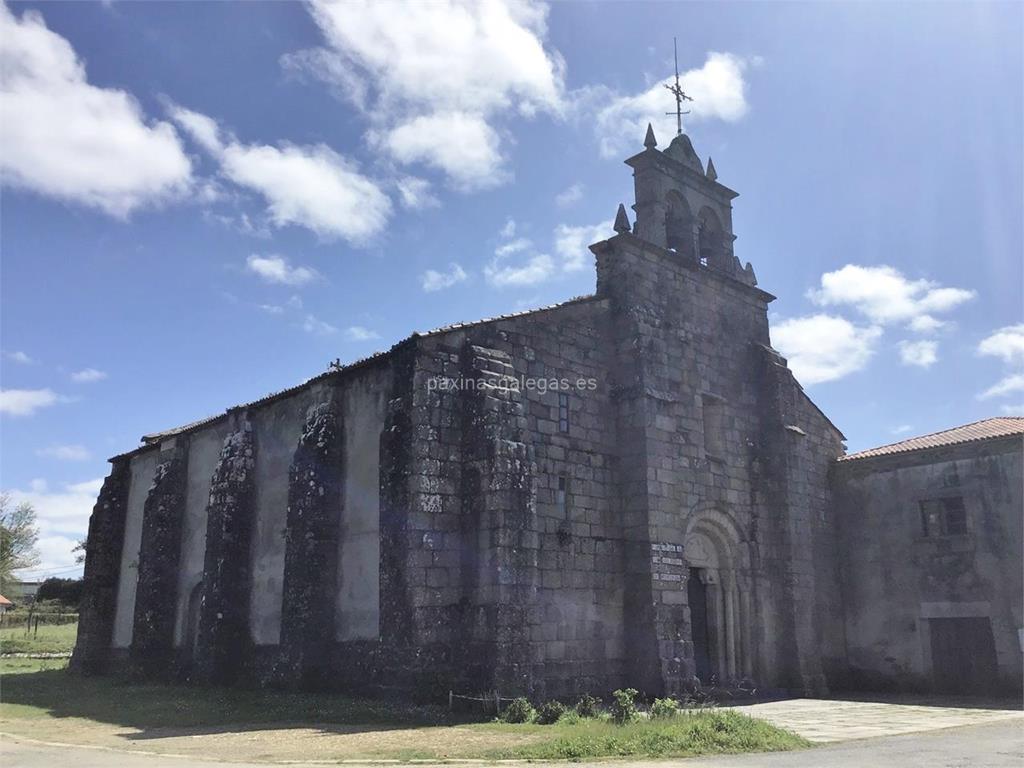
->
[72, 126, 1023, 700]
[833, 418, 1023, 695]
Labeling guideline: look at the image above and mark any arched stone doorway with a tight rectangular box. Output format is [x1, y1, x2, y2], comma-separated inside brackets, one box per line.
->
[684, 507, 752, 685]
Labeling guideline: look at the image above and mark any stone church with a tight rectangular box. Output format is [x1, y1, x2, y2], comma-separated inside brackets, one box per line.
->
[72, 126, 1023, 699]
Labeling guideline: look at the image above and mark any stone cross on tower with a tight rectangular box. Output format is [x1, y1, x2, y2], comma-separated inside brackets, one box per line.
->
[664, 38, 694, 136]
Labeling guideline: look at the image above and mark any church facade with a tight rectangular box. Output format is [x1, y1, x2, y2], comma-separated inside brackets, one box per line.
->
[71, 126, 1020, 700]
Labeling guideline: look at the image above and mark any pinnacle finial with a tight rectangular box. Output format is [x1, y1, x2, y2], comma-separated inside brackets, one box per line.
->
[614, 203, 631, 234]
[705, 157, 718, 181]
[644, 123, 657, 149]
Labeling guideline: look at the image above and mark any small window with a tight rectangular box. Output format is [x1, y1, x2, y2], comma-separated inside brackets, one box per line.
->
[556, 476, 568, 515]
[943, 497, 968, 535]
[701, 395, 725, 459]
[558, 393, 570, 433]
[920, 497, 968, 537]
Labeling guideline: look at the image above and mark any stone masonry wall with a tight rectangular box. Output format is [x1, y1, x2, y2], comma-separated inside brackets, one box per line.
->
[414, 299, 625, 699]
[278, 401, 344, 689]
[130, 438, 189, 676]
[194, 418, 256, 685]
[753, 345, 845, 694]
[593, 229, 843, 694]
[71, 459, 131, 673]
[833, 439, 1023, 694]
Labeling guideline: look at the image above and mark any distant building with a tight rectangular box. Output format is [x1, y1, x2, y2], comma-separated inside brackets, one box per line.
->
[0, 595, 13, 614]
[10, 581, 42, 603]
[833, 418, 1023, 695]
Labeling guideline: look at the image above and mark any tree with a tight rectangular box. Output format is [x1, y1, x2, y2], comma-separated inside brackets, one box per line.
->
[36, 577, 84, 607]
[73, 537, 87, 565]
[0, 492, 41, 592]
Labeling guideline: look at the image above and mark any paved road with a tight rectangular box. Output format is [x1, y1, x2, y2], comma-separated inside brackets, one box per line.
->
[3, 719, 1023, 768]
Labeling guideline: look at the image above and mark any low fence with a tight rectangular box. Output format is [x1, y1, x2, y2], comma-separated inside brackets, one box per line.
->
[0, 612, 79, 632]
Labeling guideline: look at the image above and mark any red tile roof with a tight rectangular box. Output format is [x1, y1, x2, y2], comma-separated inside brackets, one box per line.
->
[0, 594, 13, 606]
[839, 417, 1024, 462]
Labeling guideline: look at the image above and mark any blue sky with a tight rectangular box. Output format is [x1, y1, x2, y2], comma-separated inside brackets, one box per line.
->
[1, 1, 1021, 577]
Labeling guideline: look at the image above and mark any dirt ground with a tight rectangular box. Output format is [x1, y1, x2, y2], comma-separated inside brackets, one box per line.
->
[0, 716, 545, 763]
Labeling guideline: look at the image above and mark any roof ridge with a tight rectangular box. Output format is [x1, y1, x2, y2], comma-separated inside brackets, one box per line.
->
[417, 294, 600, 337]
[840, 416, 1024, 462]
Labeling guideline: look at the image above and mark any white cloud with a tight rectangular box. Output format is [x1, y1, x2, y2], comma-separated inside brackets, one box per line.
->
[396, 176, 440, 210]
[500, 218, 517, 239]
[7, 477, 103, 575]
[421, 263, 468, 293]
[554, 220, 612, 272]
[808, 264, 975, 330]
[284, 0, 565, 189]
[594, 52, 752, 159]
[555, 183, 584, 208]
[908, 315, 947, 333]
[3, 350, 35, 365]
[772, 314, 882, 385]
[483, 217, 612, 287]
[170, 105, 392, 243]
[379, 112, 506, 190]
[302, 315, 338, 336]
[220, 141, 390, 243]
[977, 325, 1024, 403]
[999, 403, 1024, 416]
[167, 105, 222, 154]
[978, 374, 1024, 401]
[485, 253, 555, 288]
[36, 444, 91, 461]
[0, 388, 63, 416]
[978, 324, 1024, 366]
[291, 0, 564, 115]
[898, 340, 938, 368]
[70, 367, 107, 383]
[345, 325, 380, 341]
[245, 254, 318, 286]
[495, 237, 533, 257]
[0, 4, 191, 216]
[891, 424, 913, 435]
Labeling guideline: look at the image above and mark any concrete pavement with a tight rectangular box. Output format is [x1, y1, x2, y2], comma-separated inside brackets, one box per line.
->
[730, 697, 1023, 742]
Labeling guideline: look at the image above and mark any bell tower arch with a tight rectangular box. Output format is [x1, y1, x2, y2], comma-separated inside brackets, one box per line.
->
[625, 124, 755, 285]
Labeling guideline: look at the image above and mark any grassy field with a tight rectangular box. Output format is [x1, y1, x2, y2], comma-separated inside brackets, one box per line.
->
[0, 621, 78, 655]
[0, 658, 809, 762]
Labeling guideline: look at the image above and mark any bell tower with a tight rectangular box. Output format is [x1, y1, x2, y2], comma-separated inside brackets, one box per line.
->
[626, 124, 757, 286]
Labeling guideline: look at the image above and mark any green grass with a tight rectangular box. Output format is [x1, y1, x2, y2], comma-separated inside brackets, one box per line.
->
[483, 710, 810, 760]
[0, 658, 454, 728]
[0, 622, 78, 655]
[0, 659, 809, 761]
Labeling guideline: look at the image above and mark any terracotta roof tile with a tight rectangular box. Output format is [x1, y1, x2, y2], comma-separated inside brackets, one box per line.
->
[838, 417, 1024, 462]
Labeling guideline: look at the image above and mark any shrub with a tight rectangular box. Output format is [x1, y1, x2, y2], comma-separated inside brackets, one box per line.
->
[557, 709, 581, 725]
[500, 697, 536, 724]
[610, 687, 640, 725]
[574, 693, 601, 718]
[536, 700, 567, 725]
[650, 697, 680, 719]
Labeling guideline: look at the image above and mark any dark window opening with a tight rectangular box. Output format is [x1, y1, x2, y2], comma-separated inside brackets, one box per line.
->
[556, 475, 568, 515]
[558, 392, 570, 433]
[919, 496, 968, 537]
[701, 395, 725, 460]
